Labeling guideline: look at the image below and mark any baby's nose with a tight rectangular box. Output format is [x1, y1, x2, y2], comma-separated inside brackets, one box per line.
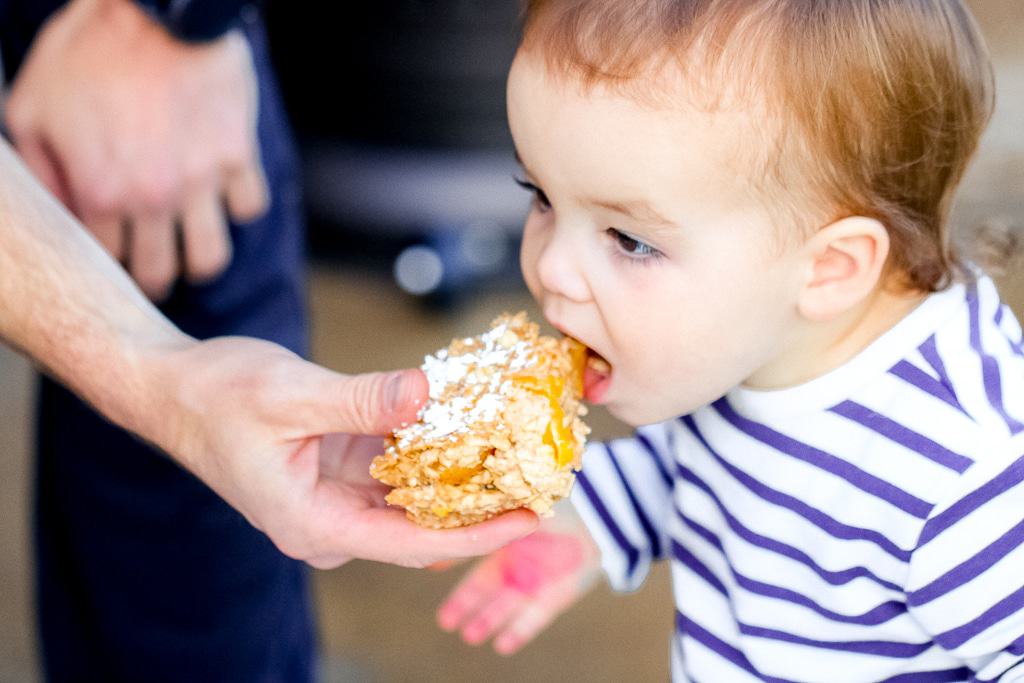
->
[535, 232, 590, 303]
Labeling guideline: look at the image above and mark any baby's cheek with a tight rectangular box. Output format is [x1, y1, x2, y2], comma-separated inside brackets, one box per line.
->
[518, 226, 545, 301]
[499, 531, 586, 596]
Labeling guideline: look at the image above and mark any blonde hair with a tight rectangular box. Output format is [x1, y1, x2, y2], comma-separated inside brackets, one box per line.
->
[522, 0, 998, 291]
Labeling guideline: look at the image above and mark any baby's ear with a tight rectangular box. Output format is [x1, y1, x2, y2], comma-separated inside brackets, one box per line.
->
[797, 216, 889, 322]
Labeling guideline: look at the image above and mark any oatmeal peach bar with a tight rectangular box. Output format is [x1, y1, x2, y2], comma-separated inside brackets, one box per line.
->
[370, 312, 590, 529]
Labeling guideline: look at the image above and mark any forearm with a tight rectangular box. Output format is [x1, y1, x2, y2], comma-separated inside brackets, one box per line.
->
[0, 138, 192, 440]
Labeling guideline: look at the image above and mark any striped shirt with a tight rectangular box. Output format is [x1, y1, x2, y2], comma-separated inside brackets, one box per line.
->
[572, 276, 1024, 682]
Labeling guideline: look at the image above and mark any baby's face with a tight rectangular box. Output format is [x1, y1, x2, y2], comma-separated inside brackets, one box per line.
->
[510, 51, 810, 425]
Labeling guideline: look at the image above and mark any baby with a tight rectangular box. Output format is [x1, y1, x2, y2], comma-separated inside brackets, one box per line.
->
[437, 1, 1024, 681]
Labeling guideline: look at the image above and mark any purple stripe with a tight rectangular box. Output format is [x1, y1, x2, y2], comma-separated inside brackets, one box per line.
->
[888, 360, 969, 415]
[975, 646, 1024, 682]
[831, 400, 973, 473]
[918, 452, 1024, 546]
[991, 299, 1024, 352]
[994, 303, 1024, 357]
[604, 443, 663, 560]
[676, 613, 800, 683]
[680, 416, 913, 562]
[968, 285, 1024, 435]
[676, 463, 902, 590]
[574, 470, 640, 578]
[919, 336, 962, 404]
[634, 432, 674, 488]
[672, 538, 730, 596]
[714, 399, 932, 518]
[739, 624, 932, 658]
[675, 516, 906, 625]
[880, 668, 973, 682]
[909, 516, 1024, 606]
[936, 581, 1024, 649]
[976, 633, 1024, 682]
[977, 667, 1024, 683]
[1000, 328, 1024, 359]
[995, 303, 1024, 359]
[919, 336, 952, 382]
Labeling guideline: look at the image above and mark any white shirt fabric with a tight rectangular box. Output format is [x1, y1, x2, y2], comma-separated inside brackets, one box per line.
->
[573, 276, 1024, 682]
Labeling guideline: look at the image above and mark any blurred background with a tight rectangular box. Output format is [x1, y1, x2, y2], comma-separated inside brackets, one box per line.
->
[0, 0, 1021, 680]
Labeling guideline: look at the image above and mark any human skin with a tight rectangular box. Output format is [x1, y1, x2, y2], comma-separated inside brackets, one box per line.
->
[6, 0, 267, 300]
[0, 139, 537, 568]
[511, 51, 924, 426]
[438, 504, 601, 655]
[439, 46, 927, 651]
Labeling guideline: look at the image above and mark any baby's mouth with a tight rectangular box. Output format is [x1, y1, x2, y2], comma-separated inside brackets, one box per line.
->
[583, 352, 612, 404]
[564, 336, 613, 404]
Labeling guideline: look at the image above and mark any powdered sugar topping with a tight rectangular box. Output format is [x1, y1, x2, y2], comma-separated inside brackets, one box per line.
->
[395, 321, 534, 447]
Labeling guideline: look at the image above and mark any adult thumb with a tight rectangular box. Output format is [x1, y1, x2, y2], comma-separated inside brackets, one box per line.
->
[325, 368, 429, 435]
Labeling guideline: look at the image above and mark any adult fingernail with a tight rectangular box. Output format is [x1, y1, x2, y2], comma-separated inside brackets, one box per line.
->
[386, 369, 429, 417]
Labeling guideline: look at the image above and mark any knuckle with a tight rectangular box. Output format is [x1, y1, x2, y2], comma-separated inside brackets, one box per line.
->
[78, 178, 124, 217]
[181, 152, 217, 185]
[135, 169, 181, 212]
[221, 135, 256, 169]
[137, 184, 172, 212]
[246, 357, 297, 415]
[349, 374, 390, 433]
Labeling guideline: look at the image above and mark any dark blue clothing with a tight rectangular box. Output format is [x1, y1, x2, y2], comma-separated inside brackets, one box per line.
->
[2, 6, 315, 682]
[134, 0, 259, 42]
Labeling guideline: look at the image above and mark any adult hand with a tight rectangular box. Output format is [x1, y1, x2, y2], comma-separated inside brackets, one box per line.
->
[141, 336, 540, 569]
[437, 505, 600, 654]
[6, 0, 266, 301]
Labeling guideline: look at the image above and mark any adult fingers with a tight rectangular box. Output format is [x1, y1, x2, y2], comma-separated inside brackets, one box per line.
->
[181, 189, 232, 283]
[128, 213, 178, 301]
[224, 155, 269, 224]
[314, 368, 429, 436]
[12, 121, 128, 262]
[340, 506, 539, 568]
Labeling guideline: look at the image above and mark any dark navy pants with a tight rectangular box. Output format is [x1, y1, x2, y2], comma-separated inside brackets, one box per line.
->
[32, 19, 315, 683]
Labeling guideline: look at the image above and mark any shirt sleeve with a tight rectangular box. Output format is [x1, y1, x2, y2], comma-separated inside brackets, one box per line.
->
[570, 422, 677, 592]
[906, 432, 1024, 682]
[134, 0, 257, 42]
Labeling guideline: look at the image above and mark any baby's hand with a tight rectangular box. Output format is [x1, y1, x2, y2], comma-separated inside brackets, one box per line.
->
[437, 506, 601, 655]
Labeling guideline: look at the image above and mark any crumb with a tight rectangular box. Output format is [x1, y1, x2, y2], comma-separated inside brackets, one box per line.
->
[370, 313, 590, 528]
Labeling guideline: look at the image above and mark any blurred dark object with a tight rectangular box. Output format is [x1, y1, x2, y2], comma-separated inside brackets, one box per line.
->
[265, 1, 528, 304]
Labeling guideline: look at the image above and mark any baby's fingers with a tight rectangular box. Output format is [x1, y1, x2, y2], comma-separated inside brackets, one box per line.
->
[437, 560, 503, 632]
[491, 577, 583, 655]
[459, 588, 527, 646]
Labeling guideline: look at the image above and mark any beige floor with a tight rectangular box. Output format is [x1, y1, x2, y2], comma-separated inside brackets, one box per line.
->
[1, 3, 1023, 680]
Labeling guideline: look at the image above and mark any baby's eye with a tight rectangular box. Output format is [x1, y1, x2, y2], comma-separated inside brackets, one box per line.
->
[514, 177, 552, 212]
[608, 228, 660, 259]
